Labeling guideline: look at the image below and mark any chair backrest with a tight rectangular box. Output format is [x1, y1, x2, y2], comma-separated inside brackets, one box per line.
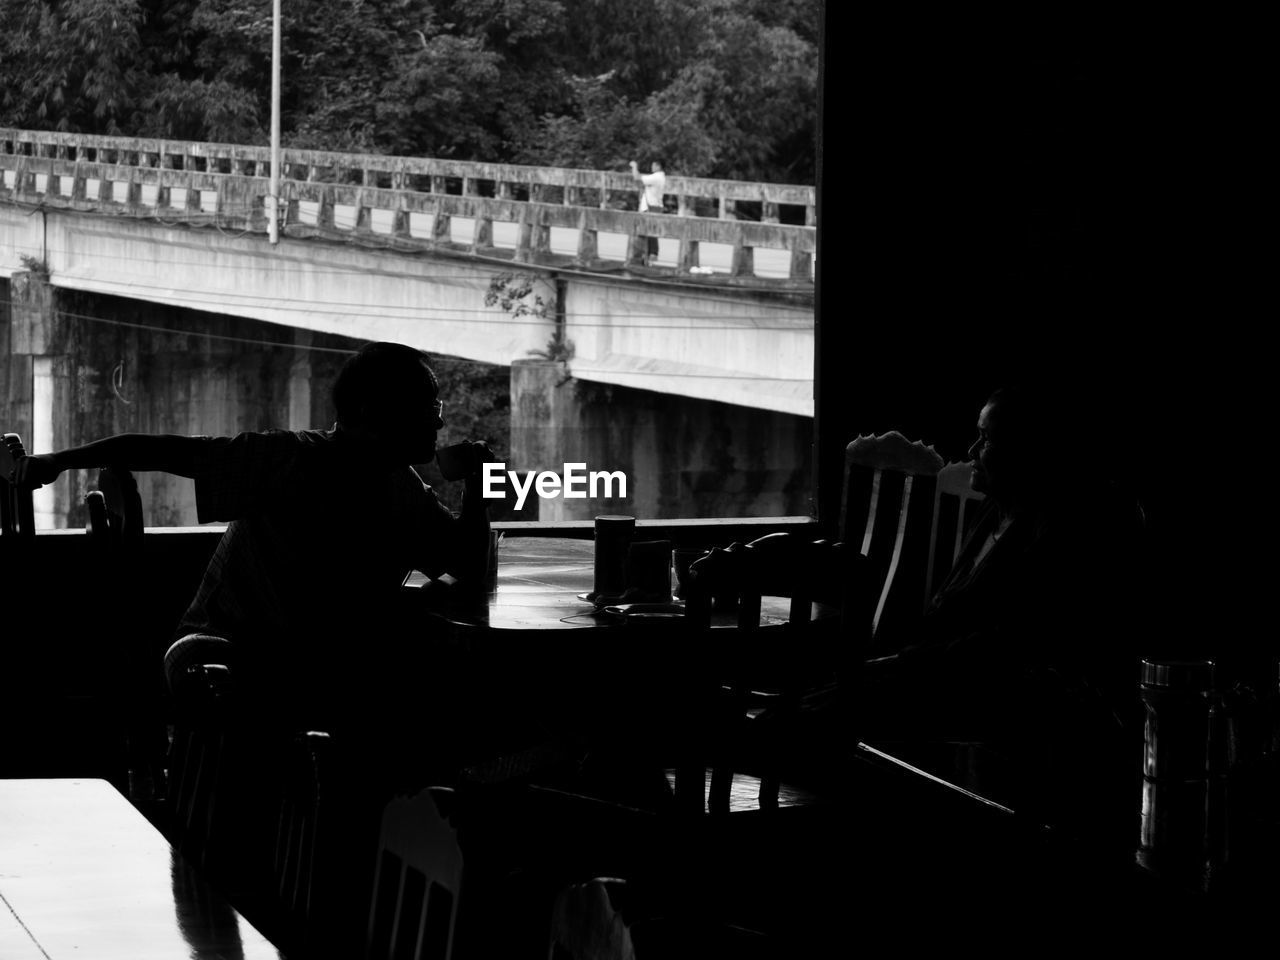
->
[684, 532, 862, 651]
[366, 787, 463, 960]
[1, 433, 36, 538]
[841, 432, 944, 645]
[926, 461, 986, 605]
[681, 534, 860, 815]
[166, 663, 237, 872]
[85, 466, 144, 547]
[274, 730, 332, 956]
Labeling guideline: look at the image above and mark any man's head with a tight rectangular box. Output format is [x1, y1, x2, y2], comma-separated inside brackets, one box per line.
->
[333, 342, 443, 464]
[651, 160, 663, 173]
[967, 385, 1063, 507]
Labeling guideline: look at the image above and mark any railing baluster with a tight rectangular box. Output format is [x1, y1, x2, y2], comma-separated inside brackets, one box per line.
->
[0, 128, 815, 280]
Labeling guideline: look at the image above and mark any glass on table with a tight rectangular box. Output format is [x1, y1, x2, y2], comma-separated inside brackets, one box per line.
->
[626, 539, 673, 602]
[672, 547, 707, 601]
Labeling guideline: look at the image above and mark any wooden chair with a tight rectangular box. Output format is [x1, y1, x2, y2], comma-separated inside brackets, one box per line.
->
[272, 730, 335, 957]
[2, 435, 140, 789]
[83, 464, 167, 803]
[84, 465, 145, 548]
[0, 432, 36, 538]
[165, 652, 289, 921]
[926, 460, 986, 604]
[841, 431, 945, 649]
[674, 440, 983, 816]
[166, 660, 238, 872]
[365, 787, 463, 960]
[679, 533, 864, 816]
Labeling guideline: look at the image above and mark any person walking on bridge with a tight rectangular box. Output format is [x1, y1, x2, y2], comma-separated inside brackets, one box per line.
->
[629, 159, 666, 264]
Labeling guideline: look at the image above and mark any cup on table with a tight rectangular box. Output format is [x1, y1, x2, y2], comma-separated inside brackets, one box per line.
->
[626, 539, 673, 602]
[436, 442, 476, 481]
[485, 530, 500, 590]
[593, 515, 635, 600]
[672, 547, 707, 601]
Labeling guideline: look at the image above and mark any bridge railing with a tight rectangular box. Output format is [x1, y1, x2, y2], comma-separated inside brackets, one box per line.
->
[0, 128, 815, 225]
[0, 131, 815, 283]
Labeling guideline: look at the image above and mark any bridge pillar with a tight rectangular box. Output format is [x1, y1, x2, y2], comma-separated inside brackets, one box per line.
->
[510, 359, 625, 522]
[1, 271, 75, 528]
[509, 359, 813, 522]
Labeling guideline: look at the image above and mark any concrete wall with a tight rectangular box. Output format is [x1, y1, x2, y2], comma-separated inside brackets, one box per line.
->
[0, 203, 814, 417]
[510, 359, 812, 521]
[563, 275, 814, 417]
[1, 277, 357, 528]
[3, 281, 810, 528]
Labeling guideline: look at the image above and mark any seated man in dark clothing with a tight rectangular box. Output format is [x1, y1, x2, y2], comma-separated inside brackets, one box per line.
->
[13, 342, 499, 759]
[870, 385, 1143, 738]
[771, 386, 1146, 828]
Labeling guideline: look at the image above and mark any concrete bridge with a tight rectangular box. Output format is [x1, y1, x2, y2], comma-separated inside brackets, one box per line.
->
[1, 130, 817, 527]
[0, 129, 815, 416]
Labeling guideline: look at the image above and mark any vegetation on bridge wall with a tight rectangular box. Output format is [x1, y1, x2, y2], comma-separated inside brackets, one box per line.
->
[0, 0, 818, 186]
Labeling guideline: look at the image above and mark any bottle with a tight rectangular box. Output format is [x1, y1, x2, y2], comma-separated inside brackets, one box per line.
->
[1136, 659, 1228, 892]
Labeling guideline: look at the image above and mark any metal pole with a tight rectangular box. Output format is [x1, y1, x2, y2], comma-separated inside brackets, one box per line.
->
[268, 0, 281, 244]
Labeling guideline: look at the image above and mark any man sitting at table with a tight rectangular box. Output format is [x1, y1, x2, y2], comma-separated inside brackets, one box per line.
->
[10, 341, 495, 748]
[769, 384, 1146, 824]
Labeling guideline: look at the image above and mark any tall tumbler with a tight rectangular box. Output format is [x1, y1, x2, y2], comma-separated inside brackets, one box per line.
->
[1137, 658, 1229, 892]
[592, 515, 635, 600]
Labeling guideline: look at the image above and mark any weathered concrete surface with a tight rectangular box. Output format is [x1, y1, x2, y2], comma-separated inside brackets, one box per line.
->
[511, 359, 811, 521]
[0, 203, 813, 414]
[0, 279, 355, 529]
[15, 211, 547, 367]
[1, 127, 816, 222]
[564, 277, 813, 417]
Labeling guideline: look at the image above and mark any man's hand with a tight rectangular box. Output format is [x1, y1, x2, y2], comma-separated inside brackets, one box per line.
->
[460, 441, 495, 484]
[440, 440, 495, 485]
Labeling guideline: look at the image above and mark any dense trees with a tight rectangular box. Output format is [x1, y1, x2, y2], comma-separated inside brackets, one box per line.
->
[0, 0, 818, 183]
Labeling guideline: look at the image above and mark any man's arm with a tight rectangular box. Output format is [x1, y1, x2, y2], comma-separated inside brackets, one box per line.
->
[409, 440, 492, 585]
[9, 434, 207, 488]
[449, 464, 492, 584]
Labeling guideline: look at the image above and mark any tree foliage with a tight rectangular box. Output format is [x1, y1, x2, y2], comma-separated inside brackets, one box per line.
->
[0, 0, 818, 183]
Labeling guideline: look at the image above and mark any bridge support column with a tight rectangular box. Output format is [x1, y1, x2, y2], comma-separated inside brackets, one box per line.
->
[509, 359, 813, 522]
[510, 359, 628, 522]
[2, 271, 74, 528]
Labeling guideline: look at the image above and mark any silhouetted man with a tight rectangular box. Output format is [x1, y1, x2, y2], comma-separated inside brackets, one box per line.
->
[12, 341, 493, 734]
[773, 386, 1145, 829]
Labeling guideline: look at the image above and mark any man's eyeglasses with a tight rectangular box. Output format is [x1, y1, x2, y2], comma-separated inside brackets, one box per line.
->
[431, 400, 445, 421]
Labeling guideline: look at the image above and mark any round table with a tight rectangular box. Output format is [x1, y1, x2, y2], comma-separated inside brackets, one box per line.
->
[404, 535, 804, 631]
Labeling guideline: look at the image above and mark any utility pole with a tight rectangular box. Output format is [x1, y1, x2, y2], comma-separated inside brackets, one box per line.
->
[268, 0, 282, 244]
